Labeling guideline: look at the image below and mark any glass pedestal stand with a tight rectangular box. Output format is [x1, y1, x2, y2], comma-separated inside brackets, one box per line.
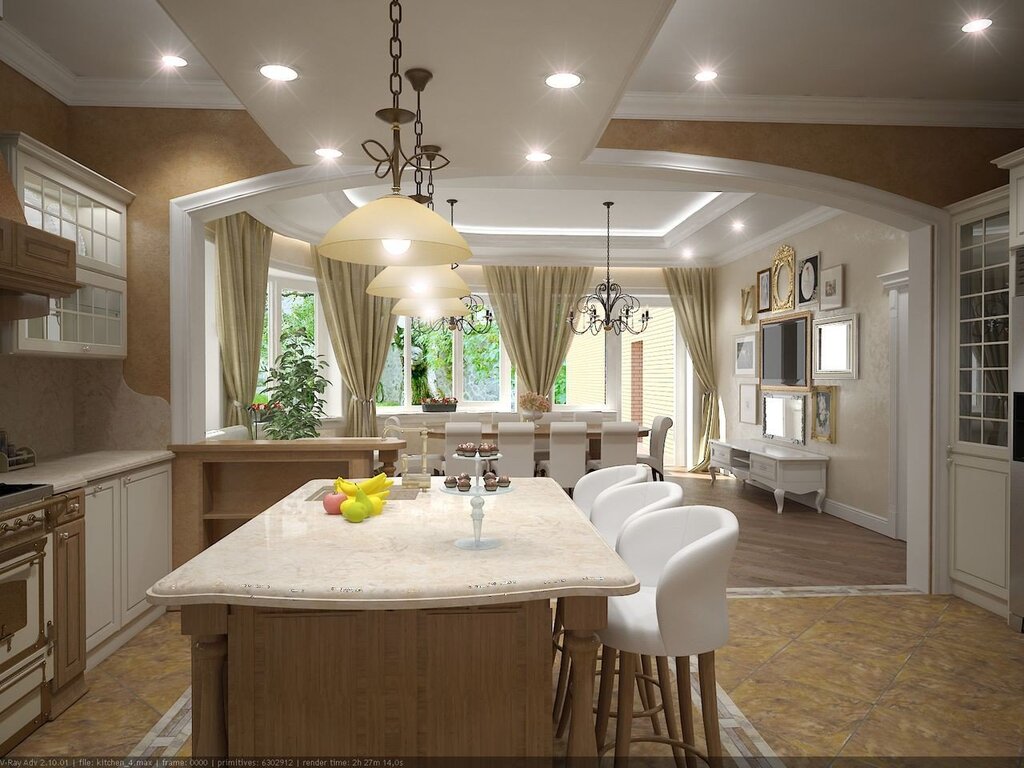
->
[442, 452, 511, 550]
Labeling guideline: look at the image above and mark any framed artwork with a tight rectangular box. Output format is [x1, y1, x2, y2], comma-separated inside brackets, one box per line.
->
[813, 312, 859, 379]
[812, 385, 837, 443]
[739, 382, 759, 424]
[820, 265, 844, 310]
[740, 285, 757, 325]
[756, 268, 772, 313]
[734, 332, 758, 377]
[797, 252, 820, 309]
[771, 244, 796, 312]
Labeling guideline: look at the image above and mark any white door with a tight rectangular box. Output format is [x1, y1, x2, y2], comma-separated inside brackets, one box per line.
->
[84, 480, 119, 650]
[120, 464, 171, 623]
[949, 206, 1011, 604]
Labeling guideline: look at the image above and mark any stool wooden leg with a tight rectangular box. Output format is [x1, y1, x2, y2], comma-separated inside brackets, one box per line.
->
[614, 652, 636, 767]
[640, 654, 663, 735]
[555, 672, 572, 738]
[698, 651, 723, 766]
[676, 656, 697, 768]
[553, 644, 570, 724]
[656, 656, 686, 768]
[595, 645, 616, 748]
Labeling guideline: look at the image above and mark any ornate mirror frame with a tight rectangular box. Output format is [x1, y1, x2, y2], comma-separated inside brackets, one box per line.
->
[770, 244, 796, 312]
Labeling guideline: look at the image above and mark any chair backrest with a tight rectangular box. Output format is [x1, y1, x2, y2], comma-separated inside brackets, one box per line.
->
[205, 425, 250, 441]
[450, 412, 488, 423]
[540, 412, 572, 424]
[647, 415, 673, 472]
[574, 411, 605, 427]
[445, 422, 482, 473]
[600, 422, 640, 467]
[545, 422, 588, 490]
[495, 423, 536, 477]
[572, 464, 650, 517]
[617, 505, 738, 656]
[493, 413, 521, 424]
[590, 481, 684, 547]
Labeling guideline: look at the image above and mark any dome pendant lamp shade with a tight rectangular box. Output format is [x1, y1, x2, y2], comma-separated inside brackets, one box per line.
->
[366, 264, 470, 299]
[319, 194, 473, 267]
[392, 296, 470, 320]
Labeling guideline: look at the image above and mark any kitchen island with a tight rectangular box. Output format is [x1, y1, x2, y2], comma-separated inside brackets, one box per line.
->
[148, 476, 638, 760]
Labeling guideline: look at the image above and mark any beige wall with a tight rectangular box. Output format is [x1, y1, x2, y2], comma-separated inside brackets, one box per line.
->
[715, 212, 908, 519]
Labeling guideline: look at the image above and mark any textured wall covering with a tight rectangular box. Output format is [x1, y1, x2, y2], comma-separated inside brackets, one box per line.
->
[715, 212, 908, 520]
[0, 62, 70, 153]
[600, 120, 1024, 209]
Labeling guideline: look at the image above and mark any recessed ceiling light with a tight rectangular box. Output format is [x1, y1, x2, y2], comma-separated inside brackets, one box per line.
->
[161, 55, 188, 68]
[545, 72, 583, 89]
[526, 151, 552, 162]
[731, 220, 745, 232]
[260, 64, 299, 81]
[694, 69, 718, 82]
[682, 247, 694, 258]
[961, 18, 992, 32]
[315, 148, 343, 159]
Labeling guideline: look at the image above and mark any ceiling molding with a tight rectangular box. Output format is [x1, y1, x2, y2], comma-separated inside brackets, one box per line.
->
[661, 192, 752, 247]
[0, 20, 242, 109]
[711, 206, 842, 265]
[615, 91, 1024, 129]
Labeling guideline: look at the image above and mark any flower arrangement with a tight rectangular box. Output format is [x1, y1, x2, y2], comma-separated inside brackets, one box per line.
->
[247, 402, 282, 424]
[421, 396, 459, 405]
[518, 391, 552, 413]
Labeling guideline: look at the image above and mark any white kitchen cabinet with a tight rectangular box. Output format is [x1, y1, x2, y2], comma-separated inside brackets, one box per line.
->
[995, 147, 1024, 249]
[84, 480, 120, 651]
[120, 464, 171, 623]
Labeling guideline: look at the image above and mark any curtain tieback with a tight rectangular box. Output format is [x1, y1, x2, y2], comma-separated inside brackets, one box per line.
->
[354, 397, 374, 404]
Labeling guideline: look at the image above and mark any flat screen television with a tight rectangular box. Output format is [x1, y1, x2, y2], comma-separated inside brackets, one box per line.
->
[760, 316, 808, 388]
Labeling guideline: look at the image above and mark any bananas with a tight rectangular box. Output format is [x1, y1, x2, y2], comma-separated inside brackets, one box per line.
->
[332, 473, 395, 517]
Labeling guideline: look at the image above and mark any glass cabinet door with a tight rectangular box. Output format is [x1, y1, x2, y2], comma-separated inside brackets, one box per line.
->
[20, 271, 127, 358]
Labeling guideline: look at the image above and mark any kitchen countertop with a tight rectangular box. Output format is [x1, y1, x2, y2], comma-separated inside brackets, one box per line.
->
[5, 450, 175, 493]
[148, 476, 639, 611]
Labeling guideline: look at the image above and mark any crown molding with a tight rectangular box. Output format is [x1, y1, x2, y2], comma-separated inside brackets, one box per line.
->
[710, 206, 842, 265]
[944, 184, 1008, 215]
[0, 21, 242, 109]
[662, 192, 752, 247]
[615, 91, 1024, 129]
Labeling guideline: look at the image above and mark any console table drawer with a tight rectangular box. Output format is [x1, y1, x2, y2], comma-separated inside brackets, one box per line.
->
[750, 455, 777, 481]
[710, 443, 732, 465]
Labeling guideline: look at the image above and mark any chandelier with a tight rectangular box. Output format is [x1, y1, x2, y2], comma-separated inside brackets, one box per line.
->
[568, 202, 649, 335]
[430, 199, 493, 334]
[318, 0, 471, 268]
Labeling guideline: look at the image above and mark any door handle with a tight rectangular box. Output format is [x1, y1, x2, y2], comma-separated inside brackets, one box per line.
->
[946, 444, 953, 465]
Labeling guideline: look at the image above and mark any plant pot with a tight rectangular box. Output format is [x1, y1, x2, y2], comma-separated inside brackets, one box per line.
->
[421, 403, 457, 413]
[519, 409, 543, 424]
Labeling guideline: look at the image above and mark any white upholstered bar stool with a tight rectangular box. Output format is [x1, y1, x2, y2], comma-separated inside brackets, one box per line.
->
[595, 505, 739, 766]
[572, 464, 651, 519]
[443, 422, 482, 475]
[638, 415, 674, 481]
[535, 422, 587, 492]
[589, 481, 684, 547]
[493, 423, 536, 477]
[587, 421, 639, 471]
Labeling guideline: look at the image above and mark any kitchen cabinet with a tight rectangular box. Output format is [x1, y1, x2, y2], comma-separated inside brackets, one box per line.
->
[84, 480, 118, 650]
[54, 516, 85, 687]
[121, 464, 171, 623]
[995, 146, 1024, 249]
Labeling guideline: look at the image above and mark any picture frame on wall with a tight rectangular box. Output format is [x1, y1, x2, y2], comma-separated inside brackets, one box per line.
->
[734, 332, 758, 377]
[812, 385, 837, 443]
[797, 252, 820, 309]
[740, 285, 757, 325]
[756, 268, 771, 313]
[739, 382, 759, 424]
[819, 264, 844, 310]
[770, 244, 796, 312]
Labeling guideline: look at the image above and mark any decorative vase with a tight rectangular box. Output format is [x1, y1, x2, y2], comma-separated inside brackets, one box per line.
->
[520, 409, 543, 425]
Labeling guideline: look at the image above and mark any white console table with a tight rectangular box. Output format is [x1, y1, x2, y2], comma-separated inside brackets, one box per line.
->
[709, 438, 829, 514]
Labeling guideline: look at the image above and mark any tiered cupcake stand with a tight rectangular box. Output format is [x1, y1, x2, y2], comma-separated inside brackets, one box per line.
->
[442, 451, 512, 551]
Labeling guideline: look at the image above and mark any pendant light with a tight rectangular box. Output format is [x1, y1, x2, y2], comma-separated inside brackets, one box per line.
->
[366, 264, 470, 299]
[392, 296, 470, 320]
[429, 199, 494, 335]
[318, 1, 472, 268]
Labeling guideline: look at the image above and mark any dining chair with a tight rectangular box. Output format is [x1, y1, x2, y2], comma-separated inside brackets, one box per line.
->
[572, 464, 650, 519]
[536, 422, 587, 492]
[589, 481, 684, 548]
[638, 415, 673, 480]
[587, 421, 639, 471]
[494, 423, 536, 477]
[539, 412, 572, 424]
[450, 412, 488, 423]
[574, 411, 605, 427]
[444, 422, 482, 475]
[493, 412, 521, 424]
[595, 505, 738, 765]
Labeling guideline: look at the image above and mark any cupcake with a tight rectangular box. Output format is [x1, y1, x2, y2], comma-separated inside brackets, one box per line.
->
[459, 442, 477, 457]
[444, 476, 457, 488]
[483, 471, 497, 482]
[458, 472, 471, 482]
[478, 442, 496, 457]
[457, 477, 472, 492]
[497, 475, 511, 488]
[484, 479, 498, 492]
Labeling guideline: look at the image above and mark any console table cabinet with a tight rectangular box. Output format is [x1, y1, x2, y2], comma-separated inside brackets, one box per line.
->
[710, 438, 828, 514]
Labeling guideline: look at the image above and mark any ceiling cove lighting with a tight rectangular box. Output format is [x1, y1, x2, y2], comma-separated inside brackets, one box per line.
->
[545, 72, 583, 89]
[526, 150, 552, 162]
[318, 0, 471, 268]
[260, 64, 299, 81]
[568, 202, 649, 336]
[315, 148, 342, 160]
[694, 69, 717, 82]
[961, 18, 992, 32]
[161, 55, 188, 68]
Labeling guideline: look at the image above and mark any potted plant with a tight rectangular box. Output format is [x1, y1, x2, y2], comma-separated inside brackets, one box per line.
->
[262, 331, 330, 440]
[518, 391, 552, 424]
[421, 395, 458, 413]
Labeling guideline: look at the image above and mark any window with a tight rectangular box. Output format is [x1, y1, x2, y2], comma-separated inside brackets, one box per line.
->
[556, 331, 606, 406]
[257, 277, 318, 403]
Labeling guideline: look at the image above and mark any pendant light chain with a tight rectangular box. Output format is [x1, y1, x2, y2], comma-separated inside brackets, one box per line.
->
[389, 0, 403, 111]
[413, 88, 425, 198]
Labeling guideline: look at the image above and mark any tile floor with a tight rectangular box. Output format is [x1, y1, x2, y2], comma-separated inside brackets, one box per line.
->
[10, 593, 1023, 761]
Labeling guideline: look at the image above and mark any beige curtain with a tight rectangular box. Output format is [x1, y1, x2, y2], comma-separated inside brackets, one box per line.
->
[214, 212, 273, 430]
[664, 267, 719, 472]
[483, 265, 593, 396]
[313, 246, 397, 437]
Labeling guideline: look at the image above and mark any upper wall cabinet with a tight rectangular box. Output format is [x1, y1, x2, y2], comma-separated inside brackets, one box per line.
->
[995, 147, 1024, 250]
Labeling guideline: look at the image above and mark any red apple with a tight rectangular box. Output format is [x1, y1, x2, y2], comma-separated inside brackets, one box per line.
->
[322, 492, 347, 515]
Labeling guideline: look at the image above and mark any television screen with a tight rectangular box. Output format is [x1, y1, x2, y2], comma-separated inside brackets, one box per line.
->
[760, 317, 807, 387]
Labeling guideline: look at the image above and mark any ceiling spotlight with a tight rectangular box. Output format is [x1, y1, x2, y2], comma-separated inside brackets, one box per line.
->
[545, 72, 583, 89]
[526, 151, 552, 162]
[260, 64, 299, 81]
[694, 69, 718, 82]
[682, 248, 694, 258]
[161, 55, 188, 68]
[315, 147, 343, 159]
[731, 220, 745, 232]
[961, 18, 992, 32]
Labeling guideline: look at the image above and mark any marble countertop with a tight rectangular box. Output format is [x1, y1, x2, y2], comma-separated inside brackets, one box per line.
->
[148, 476, 639, 610]
[711, 438, 829, 462]
[7, 450, 175, 493]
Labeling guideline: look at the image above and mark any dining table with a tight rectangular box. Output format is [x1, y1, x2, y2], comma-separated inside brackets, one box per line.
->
[426, 423, 651, 460]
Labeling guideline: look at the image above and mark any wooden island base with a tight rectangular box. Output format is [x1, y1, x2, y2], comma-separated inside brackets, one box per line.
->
[182, 596, 605, 759]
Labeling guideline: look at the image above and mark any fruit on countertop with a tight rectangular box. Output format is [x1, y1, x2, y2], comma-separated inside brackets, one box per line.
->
[341, 488, 375, 523]
[330, 473, 395, 520]
[322, 491, 347, 515]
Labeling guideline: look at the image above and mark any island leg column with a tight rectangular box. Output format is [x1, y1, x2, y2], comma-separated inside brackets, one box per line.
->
[562, 595, 607, 762]
[182, 605, 229, 758]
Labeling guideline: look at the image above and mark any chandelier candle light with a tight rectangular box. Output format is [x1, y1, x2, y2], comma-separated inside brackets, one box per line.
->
[568, 202, 649, 335]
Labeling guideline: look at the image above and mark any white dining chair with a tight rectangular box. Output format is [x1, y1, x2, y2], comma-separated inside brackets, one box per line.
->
[574, 411, 605, 427]
[595, 505, 738, 764]
[638, 415, 673, 481]
[536, 422, 587, 492]
[589, 481, 684, 548]
[450, 412, 488, 423]
[587, 421, 639, 471]
[539, 412, 572, 424]
[444, 422, 482, 475]
[493, 423, 536, 477]
[572, 464, 650, 519]
[493, 412, 521, 424]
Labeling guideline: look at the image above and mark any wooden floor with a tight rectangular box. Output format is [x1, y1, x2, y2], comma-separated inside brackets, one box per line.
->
[666, 470, 907, 588]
